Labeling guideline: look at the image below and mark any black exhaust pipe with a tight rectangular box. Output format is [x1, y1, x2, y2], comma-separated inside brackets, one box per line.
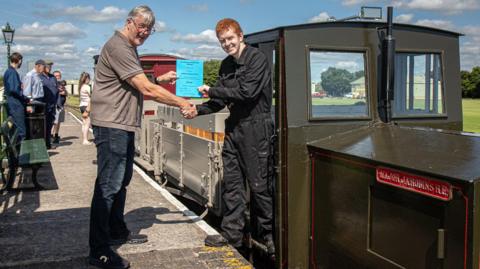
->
[380, 6, 395, 123]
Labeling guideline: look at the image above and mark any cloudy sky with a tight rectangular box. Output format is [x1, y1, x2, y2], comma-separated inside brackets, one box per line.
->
[0, 0, 478, 80]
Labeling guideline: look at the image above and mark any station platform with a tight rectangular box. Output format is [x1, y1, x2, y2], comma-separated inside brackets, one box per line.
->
[0, 111, 251, 269]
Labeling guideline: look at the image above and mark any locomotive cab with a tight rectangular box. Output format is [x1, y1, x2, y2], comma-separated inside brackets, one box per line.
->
[135, 7, 475, 268]
[245, 7, 471, 269]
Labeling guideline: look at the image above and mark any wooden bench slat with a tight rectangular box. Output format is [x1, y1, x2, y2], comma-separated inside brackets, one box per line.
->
[19, 139, 49, 165]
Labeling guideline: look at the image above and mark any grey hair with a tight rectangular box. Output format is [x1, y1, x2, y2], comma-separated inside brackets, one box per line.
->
[127, 5, 155, 27]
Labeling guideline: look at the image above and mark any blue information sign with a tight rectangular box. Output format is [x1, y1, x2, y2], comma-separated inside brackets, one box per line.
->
[176, 60, 204, 97]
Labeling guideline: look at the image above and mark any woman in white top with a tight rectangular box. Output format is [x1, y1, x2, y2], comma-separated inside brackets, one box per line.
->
[79, 72, 92, 145]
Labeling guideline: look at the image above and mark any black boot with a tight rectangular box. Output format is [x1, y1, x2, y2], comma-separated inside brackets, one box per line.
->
[53, 134, 60, 144]
[265, 238, 275, 256]
[88, 249, 130, 269]
[204, 234, 228, 247]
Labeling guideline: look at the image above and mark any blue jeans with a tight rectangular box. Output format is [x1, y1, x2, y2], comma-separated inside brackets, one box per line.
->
[6, 97, 26, 141]
[45, 104, 56, 147]
[89, 126, 135, 254]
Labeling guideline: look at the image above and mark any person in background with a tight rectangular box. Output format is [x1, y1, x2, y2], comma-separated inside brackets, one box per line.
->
[183, 18, 275, 257]
[52, 70, 67, 144]
[78, 72, 92, 145]
[87, 5, 193, 269]
[22, 59, 45, 101]
[3, 52, 28, 141]
[40, 60, 59, 149]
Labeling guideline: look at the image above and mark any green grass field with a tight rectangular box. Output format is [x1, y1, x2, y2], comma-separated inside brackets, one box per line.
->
[462, 99, 480, 133]
[66, 95, 81, 119]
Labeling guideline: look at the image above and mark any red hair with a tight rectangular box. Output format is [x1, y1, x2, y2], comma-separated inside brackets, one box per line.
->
[215, 18, 243, 36]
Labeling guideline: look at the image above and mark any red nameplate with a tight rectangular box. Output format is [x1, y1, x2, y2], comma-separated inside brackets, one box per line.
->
[376, 167, 452, 201]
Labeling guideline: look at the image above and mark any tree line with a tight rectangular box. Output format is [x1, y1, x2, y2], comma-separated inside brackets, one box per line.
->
[461, 66, 480, 98]
[203, 60, 221, 87]
[320, 67, 364, 97]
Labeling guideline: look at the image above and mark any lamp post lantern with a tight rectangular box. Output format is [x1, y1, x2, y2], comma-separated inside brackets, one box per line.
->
[2, 22, 15, 67]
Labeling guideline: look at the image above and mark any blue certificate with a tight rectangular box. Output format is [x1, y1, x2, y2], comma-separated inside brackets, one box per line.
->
[176, 60, 204, 97]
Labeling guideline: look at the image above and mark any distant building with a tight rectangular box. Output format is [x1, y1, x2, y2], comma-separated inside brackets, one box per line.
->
[350, 76, 366, 98]
[311, 82, 324, 93]
[349, 75, 441, 100]
[66, 80, 82, 95]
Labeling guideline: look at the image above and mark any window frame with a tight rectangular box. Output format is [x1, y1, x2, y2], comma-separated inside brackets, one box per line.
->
[306, 46, 372, 121]
[392, 49, 447, 119]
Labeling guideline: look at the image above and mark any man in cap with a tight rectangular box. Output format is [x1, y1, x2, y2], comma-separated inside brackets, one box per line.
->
[52, 70, 67, 144]
[23, 59, 45, 101]
[40, 60, 59, 149]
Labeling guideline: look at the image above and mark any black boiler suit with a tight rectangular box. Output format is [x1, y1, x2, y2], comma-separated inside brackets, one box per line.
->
[196, 45, 274, 247]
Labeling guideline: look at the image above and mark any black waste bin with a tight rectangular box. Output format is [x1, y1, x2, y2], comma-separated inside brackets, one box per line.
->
[25, 101, 46, 140]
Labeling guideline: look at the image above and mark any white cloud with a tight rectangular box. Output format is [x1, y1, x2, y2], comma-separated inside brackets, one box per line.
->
[84, 47, 100, 57]
[52, 44, 77, 54]
[414, 19, 456, 31]
[37, 5, 127, 23]
[395, 13, 414, 23]
[11, 44, 35, 53]
[462, 25, 480, 42]
[459, 25, 480, 70]
[188, 4, 209, 12]
[461, 42, 480, 54]
[15, 22, 86, 45]
[392, 0, 479, 14]
[460, 41, 480, 70]
[342, 0, 379, 6]
[169, 44, 225, 60]
[45, 52, 80, 60]
[309, 12, 332, 23]
[335, 61, 359, 70]
[1, 43, 96, 79]
[171, 29, 218, 44]
[1, 21, 89, 78]
[154, 21, 168, 33]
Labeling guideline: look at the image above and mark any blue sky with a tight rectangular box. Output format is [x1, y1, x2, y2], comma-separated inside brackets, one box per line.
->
[0, 0, 478, 80]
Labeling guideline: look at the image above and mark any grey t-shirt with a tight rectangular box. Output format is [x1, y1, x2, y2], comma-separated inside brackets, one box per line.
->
[90, 31, 144, 132]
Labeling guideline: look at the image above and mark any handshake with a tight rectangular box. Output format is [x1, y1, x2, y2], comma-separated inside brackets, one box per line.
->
[179, 84, 210, 119]
[180, 103, 198, 119]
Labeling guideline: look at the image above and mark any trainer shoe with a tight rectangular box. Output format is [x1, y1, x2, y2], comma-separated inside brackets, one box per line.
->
[109, 234, 148, 246]
[88, 249, 130, 269]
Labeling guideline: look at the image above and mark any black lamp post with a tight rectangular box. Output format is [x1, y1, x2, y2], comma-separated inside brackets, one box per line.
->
[2, 22, 15, 67]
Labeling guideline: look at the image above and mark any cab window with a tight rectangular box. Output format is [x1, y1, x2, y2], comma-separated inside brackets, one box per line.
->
[393, 53, 445, 117]
[308, 50, 369, 119]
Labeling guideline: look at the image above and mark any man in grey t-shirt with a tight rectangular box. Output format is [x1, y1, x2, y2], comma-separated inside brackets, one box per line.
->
[88, 5, 192, 269]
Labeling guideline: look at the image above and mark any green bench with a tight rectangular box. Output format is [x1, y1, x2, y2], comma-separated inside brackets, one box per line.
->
[0, 117, 50, 192]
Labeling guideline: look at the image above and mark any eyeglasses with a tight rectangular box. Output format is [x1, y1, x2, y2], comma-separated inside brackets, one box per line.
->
[129, 19, 156, 35]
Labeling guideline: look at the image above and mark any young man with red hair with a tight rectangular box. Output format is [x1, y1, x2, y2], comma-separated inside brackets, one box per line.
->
[184, 18, 275, 256]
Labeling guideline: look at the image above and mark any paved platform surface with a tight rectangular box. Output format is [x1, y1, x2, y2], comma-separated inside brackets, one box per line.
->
[0, 111, 251, 269]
